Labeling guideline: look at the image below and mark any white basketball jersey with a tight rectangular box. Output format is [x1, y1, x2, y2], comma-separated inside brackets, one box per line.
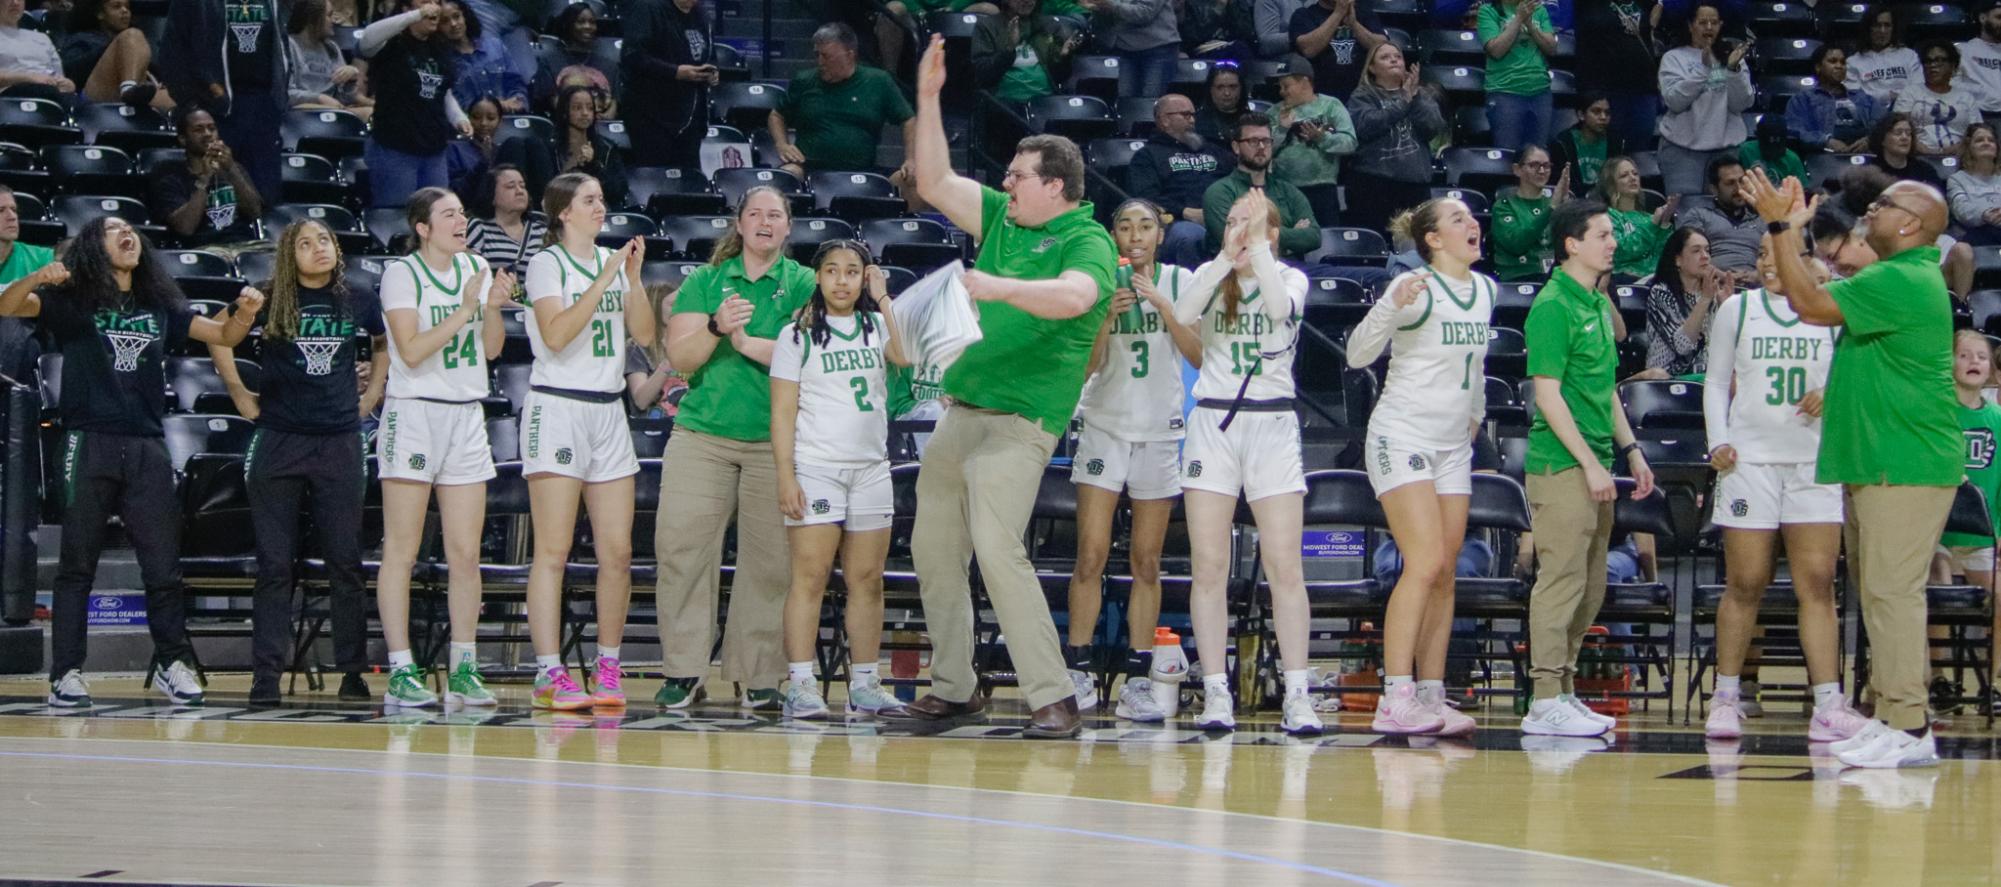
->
[1178, 254, 1306, 403]
[1078, 263, 1195, 441]
[380, 252, 498, 402]
[769, 312, 890, 467]
[523, 244, 631, 393]
[1356, 268, 1496, 450]
[1704, 289, 1840, 464]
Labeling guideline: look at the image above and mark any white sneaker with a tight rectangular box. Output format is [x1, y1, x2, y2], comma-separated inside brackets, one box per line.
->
[1114, 678, 1168, 722]
[782, 682, 830, 720]
[1559, 693, 1616, 729]
[1194, 687, 1236, 731]
[150, 660, 204, 706]
[1371, 683, 1444, 734]
[1429, 701, 1478, 737]
[1837, 727, 1939, 769]
[1521, 698, 1608, 737]
[1830, 719, 1893, 756]
[1068, 669, 1100, 712]
[1281, 693, 1324, 736]
[1705, 689, 1745, 740]
[47, 669, 91, 708]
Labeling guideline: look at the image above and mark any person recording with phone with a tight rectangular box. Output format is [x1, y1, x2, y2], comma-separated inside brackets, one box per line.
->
[620, 0, 717, 171]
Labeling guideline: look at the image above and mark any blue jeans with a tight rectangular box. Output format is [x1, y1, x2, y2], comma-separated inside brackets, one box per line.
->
[1118, 44, 1180, 100]
[364, 139, 450, 209]
[1486, 90, 1554, 153]
[1162, 220, 1208, 269]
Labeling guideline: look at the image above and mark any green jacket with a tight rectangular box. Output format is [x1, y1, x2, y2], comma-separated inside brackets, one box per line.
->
[1738, 140, 1808, 186]
[1201, 168, 1321, 258]
[1491, 190, 1554, 282]
[1271, 95, 1358, 189]
[1608, 204, 1673, 278]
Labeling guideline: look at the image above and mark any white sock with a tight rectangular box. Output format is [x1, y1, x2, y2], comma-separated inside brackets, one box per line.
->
[1283, 669, 1310, 698]
[851, 661, 880, 685]
[450, 642, 476, 668]
[1384, 674, 1414, 689]
[118, 79, 135, 92]
[1202, 672, 1230, 696]
[597, 646, 620, 662]
[1415, 679, 1445, 705]
[388, 649, 414, 669]
[1812, 682, 1843, 711]
[1716, 674, 1741, 696]
[788, 661, 816, 688]
[535, 655, 561, 674]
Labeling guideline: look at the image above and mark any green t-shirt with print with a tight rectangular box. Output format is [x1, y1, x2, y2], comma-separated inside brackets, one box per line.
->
[1607, 205, 1673, 278]
[1524, 267, 1618, 473]
[1942, 398, 2001, 546]
[1817, 245, 1962, 486]
[888, 360, 946, 418]
[941, 186, 1116, 435]
[671, 254, 818, 442]
[780, 65, 914, 172]
[0, 241, 53, 285]
[1476, 3, 1554, 96]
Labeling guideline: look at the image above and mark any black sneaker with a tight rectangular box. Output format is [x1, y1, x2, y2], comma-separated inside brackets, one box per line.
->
[118, 80, 155, 108]
[1930, 676, 1965, 716]
[338, 672, 371, 702]
[249, 672, 281, 707]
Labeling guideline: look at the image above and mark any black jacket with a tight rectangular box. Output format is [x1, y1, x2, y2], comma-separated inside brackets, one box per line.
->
[620, 0, 710, 135]
[161, 0, 290, 114]
[1127, 131, 1232, 217]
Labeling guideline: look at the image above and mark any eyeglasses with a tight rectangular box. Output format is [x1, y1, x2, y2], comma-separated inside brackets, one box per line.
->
[1001, 170, 1046, 185]
[1869, 194, 1925, 219]
[1520, 161, 1551, 171]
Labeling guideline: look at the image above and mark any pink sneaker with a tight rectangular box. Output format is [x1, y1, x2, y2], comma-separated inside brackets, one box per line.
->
[588, 657, 625, 708]
[1808, 700, 1872, 743]
[1372, 683, 1444, 735]
[532, 667, 591, 711]
[1705, 689, 1744, 740]
[1430, 701, 1477, 737]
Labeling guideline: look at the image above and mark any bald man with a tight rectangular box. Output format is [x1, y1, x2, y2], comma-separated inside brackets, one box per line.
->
[1745, 171, 1961, 770]
[1127, 93, 1231, 268]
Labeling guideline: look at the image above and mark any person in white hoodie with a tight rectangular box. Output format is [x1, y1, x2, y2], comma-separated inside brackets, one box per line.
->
[1655, 2, 1753, 196]
[1847, 3, 1921, 106]
[1955, 0, 2001, 119]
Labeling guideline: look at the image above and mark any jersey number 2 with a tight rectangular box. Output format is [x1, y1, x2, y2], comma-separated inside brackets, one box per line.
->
[441, 331, 478, 369]
[850, 376, 874, 412]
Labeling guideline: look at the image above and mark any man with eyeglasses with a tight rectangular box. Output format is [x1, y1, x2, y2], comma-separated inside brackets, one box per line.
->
[1199, 113, 1320, 257]
[885, 35, 1117, 739]
[1742, 168, 1960, 770]
[1129, 93, 1232, 268]
[1955, 0, 2001, 121]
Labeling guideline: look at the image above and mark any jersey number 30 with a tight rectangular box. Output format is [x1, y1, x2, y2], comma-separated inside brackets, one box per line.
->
[1764, 365, 1808, 406]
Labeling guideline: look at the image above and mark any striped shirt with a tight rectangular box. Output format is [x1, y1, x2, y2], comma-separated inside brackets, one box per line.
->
[465, 216, 547, 275]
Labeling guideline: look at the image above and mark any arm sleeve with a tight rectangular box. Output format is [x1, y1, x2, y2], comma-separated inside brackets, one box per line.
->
[1950, 173, 1986, 227]
[1099, 0, 1165, 26]
[445, 91, 468, 127]
[1702, 293, 1743, 449]
[1523, 300, 1572, 380]
[523, 250, 562, 305]
[356, 289, 387, 336]
[1254, 258, 1305, 358]
[1347, 92, 1399, 143]
[1177, 259, 1231, 326]
[1345, 272, 1424, 366]
[768, 325, 804, 381]
[1255, 0, 1293, 56]
[1725, 65, 1756, 113]
[358, 10, 419, 59]
[1409, 92, 1448, 138]
[621, 3, 684, 81]
[673, 268, 721, 315]
[378, 260, 419, 313]
[1491, 199, 1550, 258]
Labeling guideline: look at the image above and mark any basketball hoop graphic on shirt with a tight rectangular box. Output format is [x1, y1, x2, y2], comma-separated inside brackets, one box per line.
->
[105, 332, 152, 372]
[206, 202, 236, 231]
[296, 338, 342, 376]
[230, 22, 262, 53]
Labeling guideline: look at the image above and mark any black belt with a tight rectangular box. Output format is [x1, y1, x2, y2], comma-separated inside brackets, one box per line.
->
[531, 385, 623, 404]
[1196, 397, 1294, 412]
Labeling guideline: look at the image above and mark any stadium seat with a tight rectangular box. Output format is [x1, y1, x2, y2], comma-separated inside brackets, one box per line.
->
[656, 214, 734, 259]
[1628, 150, 1665, 193]
[861, 217, 959, 272]
[712, 166, 808, 211]
[595, 211, 658, 248]
[787, 217, 858, 263]
[710, 82, 786, 134]
[1066, 55, 1125, 101]
[52, 194, 151, 237]
[280, 152, 347, 208]
[1494, 282, 1538, 329]
[1116, 96, 1158, 137]
[1442, 146, 1516, 194]
[1749, 0, 1818, 37]
[1085, 137, 1148, 192]
[1420, 64, 1485, 104]
[344, 255, 388, 296]
[235, 250, 275, 286]
[281, 108, 367, 160]
[629, 415, 671, 458]
[0, 142, 48, 195]
[163, 415, 256, 470]
[1485, 375, 1527, 429]
[1757, 37, 1822, 76]
[631, 166, 727, 218]
[0, 97, 79, 148]
[1165, 58, 1215, 100]
[1807, 152, 1870, 190]
[639, 260, 704, 289]
[264, 204, 372, 255]
[362, 207, 411, 254]
[1302, 276, 1372, 329]
[1757, 74, 1816, 107]
[494, 363, 532, 416]
[74, 103, 174, 153]
[1453, 105, 1493, 147]
[488, 415, 520, 463]
[1421, 29, 1484, 66]
[1486, 326, 1527, 378]
[809, 170, 903, 222]
[166, 357, 259, 413]
[41, 144, 138, 198]
[1902, 2, 1968, 41]
[1027, 95, 1115, 142]
[1620, 379, 1707, 430]
[159, 250, 245, 301]
[1430, 187, 1491, 214]
[1549, 68, 1576, 106]
[595, 119, 631, 155]
[712, 42, 749, 82]
[1305, 227, 1389, 266]
[499, 114, 557, 146]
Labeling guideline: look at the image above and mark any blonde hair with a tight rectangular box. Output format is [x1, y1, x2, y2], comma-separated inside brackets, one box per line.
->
[1388, 197, 1457, 262]
[1219, 195, 1282, 321]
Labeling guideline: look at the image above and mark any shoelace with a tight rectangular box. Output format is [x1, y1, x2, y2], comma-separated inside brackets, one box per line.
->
[453, 662, 486, 690]
[548, 668, 584, 694]
[595, 660, 623, 691]
[391, 665, 425, 691]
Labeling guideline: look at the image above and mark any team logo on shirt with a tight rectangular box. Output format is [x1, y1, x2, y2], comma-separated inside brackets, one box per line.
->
[1730, 499, 1749, 518]
[556, 447, 574, 466]
[417, 71, 444, 100]
[225, 0, 267, 52]
[1408, 454, 1426, 471]
[294, 309, 354, 376]
[1186, 461, 1203, 478]
[811, 499, 830, 515]
[206, 184, 239, 232]
[1331, 29, 1356, 65]
[93, 310, 160, 373]
[1085, 458, 1105, 476]
[1034, 237, 1058, 254]
[1966, 428, 1997, 471]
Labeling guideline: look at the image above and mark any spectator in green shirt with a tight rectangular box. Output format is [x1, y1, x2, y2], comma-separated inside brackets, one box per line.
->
[886, 35, 1117, 739]
[1271, 60, 1357, 226]
[1737, 114, 1809, 187]
[1743, 169, 1960, 768]
[1550, 93, 1625, 198]
[769, 23, 915, 180]
[970, 0, 1083, 106]
[1200, 112, 1321, 257]
[1476, 0, 1557, 152]
[0, 183, 51, 625]
[1491, 143, 1565, 282]
[1594, 154, 1677, 279]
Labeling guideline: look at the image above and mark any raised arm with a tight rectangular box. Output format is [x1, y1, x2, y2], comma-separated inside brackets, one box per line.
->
[0, 261, 62, 316]
[357, 8, 422, 59]
[1347, 273, 1423, 366]
[1742, 171, 1844, 325]
[911, 35, 985, 236]
[187, 287, 265, 347]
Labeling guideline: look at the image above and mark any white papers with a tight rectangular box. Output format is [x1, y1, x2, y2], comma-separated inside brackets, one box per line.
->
[887, 262, 983, 372]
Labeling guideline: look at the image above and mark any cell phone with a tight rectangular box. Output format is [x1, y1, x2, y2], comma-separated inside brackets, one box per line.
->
[1715, 39, 1737, 58]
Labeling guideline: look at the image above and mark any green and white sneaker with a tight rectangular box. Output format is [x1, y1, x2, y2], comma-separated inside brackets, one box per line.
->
[783, 682, 830, 719]
[654, 676, 706, 709]
[446, 660, 497, 706]
[384, 663, 438, 707]
[741, 686, 781, 711]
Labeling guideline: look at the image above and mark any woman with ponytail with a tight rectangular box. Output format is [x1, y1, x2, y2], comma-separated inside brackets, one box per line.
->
[519, 172, 652, 709]
[1346, 197, 1496, 736]
[1172, 189, 1318, 736]
[653, 185, 815, 709]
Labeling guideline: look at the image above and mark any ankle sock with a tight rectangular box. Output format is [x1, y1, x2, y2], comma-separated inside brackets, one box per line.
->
[851, 662, 880, 685]
[787, 661, 816, 688]
[1415, 679, 1444, 705]
[1283, 669, 1310, 698]
[1065, 644, 1094, 670]
[534, 655, 561, 674]
[1384, 674, 1414, 690]
[1202, 672, 1230, 696]
[1127, 648, 1153, 678]
[597, 646, 620, 662]
[1812, 682, 1843, 711]
[1716, 674, 1741, 696]
[388, 649, 414, 670]
[449, 642, 476, 669]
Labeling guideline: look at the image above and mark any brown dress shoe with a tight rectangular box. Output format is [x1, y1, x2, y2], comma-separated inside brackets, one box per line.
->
[1022, 696, 1082, 739]
[880, 692, 987, 721]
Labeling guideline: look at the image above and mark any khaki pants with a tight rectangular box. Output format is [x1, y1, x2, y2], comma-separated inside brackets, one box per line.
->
[1848, 484, 1955, 731]
[1526, 467, 1616, 699]
[653, 429, 791, 688]
[912, 405, 1072, 709]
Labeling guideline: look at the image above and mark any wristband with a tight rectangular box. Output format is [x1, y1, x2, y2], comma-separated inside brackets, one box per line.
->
[1617, 442, 1641, 461]
[1766, 220, 1791, 235]
[707, 312, 723, 337]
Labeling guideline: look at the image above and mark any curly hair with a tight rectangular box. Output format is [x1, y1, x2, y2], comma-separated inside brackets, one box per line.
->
[55, 216, 185, 314]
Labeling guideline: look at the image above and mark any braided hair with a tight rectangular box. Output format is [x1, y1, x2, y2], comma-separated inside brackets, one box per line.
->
[792, 239, 883, 349]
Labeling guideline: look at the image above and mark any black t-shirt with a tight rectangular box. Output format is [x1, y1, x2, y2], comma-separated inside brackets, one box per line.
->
[223, 0, 278, 89]
[149, 161, 258, 246]
[368, 35, 456, 156]
[1287, 2, 1383, 102]
[255, 284, 385, 434]
[37, 287, 193, 437]
[1576, 0, 1659, 93]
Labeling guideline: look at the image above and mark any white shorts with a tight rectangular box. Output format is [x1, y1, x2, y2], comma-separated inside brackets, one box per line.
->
[787, 460, 894, 531]
[1364, 433, 1474, 497]
[1711, 461, 1844, 529]
[1071, 425, 1182, 500]
[377, 397, 497, 485]
[1180, 407, 1305, 502]
[520, 391, 639, 483]
[1937, 544, 1997, 574]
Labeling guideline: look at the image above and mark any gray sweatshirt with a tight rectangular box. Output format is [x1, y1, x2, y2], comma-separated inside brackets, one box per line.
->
[1092, 0, 1179, 52]
[1658, 46, 1755, 152]
[1256, 0, 1308, 57]
[1345, 79, 1446, 183]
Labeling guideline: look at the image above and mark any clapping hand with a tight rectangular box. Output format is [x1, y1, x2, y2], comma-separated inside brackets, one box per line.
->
[1133, 269, 1170, 313]
[713, 293, 754, 333]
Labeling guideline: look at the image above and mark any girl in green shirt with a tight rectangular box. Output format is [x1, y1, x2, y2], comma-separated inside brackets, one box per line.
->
[1593, 155, 1677, 279]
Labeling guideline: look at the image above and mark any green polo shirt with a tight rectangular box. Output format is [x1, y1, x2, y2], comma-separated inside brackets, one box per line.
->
[0, 241, 53, 284]
[1475, 3, 1554, 97]
[671, 254, 817, 442]
[1524, 267, 1618, 474]
[780, 65, 913, 172]
[1817, 245, 1962, 486]
[942, 187, 1116, 436]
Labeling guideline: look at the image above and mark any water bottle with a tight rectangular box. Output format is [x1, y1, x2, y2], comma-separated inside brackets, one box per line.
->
[1116, 259, 1144, 329]
[1148, 627, 1189, 716]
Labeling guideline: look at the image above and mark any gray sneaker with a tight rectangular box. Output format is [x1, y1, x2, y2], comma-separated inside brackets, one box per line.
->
[845, 680, 906, 716]
[1069, 669, 1100, 711]
[1114, 678, 1167, 722]
[783, 682, 830, 719]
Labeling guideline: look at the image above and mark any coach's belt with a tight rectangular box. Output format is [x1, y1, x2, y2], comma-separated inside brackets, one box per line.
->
[531, 385, 623, 404]
[1195, 397, 1294, 412]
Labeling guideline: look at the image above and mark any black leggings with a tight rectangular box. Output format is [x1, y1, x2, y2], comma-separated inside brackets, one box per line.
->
[49, 432, 190, 676]
[247, 428, 368, 677]
[1340, 170, 1432, 240]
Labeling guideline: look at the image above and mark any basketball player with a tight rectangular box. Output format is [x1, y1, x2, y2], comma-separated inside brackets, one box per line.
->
[208, 220, 388, 706]
[0, 217, 264, 707]
[1349, 197, 1494, 737]
[1702, 234, 1869, 742]
[1067, 198, 1200, 721]
[1176, 190, 1320, 736]
[520, 173, 653, 710]
[376, 187, 515, 707]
